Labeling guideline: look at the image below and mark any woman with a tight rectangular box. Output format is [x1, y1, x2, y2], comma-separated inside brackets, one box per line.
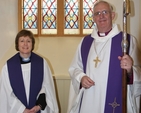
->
[0, 29, 58, 113]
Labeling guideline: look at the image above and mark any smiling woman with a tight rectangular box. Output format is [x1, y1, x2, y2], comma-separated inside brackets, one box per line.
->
[0, 29, 59, 113]
[15, 30, 35, 59]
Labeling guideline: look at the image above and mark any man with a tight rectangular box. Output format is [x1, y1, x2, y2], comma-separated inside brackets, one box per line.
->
[67, 1, 141, 113]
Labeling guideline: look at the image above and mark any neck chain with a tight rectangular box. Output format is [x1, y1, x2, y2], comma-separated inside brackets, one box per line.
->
[93, 39, 110, 68]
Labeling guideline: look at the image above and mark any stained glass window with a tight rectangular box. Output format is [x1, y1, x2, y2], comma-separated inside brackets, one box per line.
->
[22, 0, 38, 34]
[64, 0, 79, 34]
[19, 0, 98, 36]
[42, 0, 57, 34]
[83, 0, 98, 34]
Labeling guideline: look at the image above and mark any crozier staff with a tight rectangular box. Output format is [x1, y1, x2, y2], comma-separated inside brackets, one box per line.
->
[122, 0, 131, 112]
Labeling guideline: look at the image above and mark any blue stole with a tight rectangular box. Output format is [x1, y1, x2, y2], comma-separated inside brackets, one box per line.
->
[81, 32, 130, 113]
[7, 52, 43, 112]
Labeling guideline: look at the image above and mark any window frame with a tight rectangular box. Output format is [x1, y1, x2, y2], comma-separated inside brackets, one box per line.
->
[18, 0, 96, 37]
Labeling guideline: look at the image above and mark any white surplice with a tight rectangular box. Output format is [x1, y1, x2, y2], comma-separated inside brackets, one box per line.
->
[67, 24, 141, 113]
[0, 59, 59, 113]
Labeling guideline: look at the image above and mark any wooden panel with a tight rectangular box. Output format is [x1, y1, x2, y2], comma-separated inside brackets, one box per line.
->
[53, 75, 71, 113]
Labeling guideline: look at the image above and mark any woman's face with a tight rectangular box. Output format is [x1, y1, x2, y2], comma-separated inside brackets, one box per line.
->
[18, 36, 32, 57]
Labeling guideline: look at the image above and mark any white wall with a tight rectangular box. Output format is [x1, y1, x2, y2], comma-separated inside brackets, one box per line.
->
[0, 0, 140, 77]
[0, 0, 18, 62]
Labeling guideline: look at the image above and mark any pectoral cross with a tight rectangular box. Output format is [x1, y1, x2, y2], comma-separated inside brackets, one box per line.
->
[93, 56, 101, 68]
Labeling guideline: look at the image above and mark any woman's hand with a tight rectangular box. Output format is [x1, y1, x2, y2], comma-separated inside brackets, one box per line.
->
[23, 105, 41, 113]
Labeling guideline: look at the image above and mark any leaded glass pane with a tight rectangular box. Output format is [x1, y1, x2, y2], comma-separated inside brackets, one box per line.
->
[83, 0, 97, 29]
[41, 0, 57, 34]
[64, 0, 79, 34]
[65, 0, 79, 29]
[83, 0, 98, 34]
[23, 0, 38, 33]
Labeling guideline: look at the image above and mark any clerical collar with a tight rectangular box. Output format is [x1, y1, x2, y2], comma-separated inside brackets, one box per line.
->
[98, 28, 112, 37]
[23, 57, 30, 62]
[19, 55, 31, 64]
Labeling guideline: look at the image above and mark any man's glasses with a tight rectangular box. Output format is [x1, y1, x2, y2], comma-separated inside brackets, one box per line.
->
[94, 10, 111, 16]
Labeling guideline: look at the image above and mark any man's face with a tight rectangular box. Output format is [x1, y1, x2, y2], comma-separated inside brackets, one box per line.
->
[93, 2, 115, 32]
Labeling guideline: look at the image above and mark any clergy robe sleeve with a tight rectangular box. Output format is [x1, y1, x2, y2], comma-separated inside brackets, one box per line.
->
[0, 64, 26, 113]
[128, 35, 141, 112]
[36, 93, 47, 110]
[40, 59, 59, 113]
[68, 40, 86, 94]
[129, 36, 141, 83]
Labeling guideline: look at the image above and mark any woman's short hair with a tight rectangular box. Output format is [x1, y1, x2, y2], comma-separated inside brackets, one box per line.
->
[15, 29, 35, 51]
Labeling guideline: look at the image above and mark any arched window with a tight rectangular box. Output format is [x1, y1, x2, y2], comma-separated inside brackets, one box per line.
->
[18, 0, 98, 37]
